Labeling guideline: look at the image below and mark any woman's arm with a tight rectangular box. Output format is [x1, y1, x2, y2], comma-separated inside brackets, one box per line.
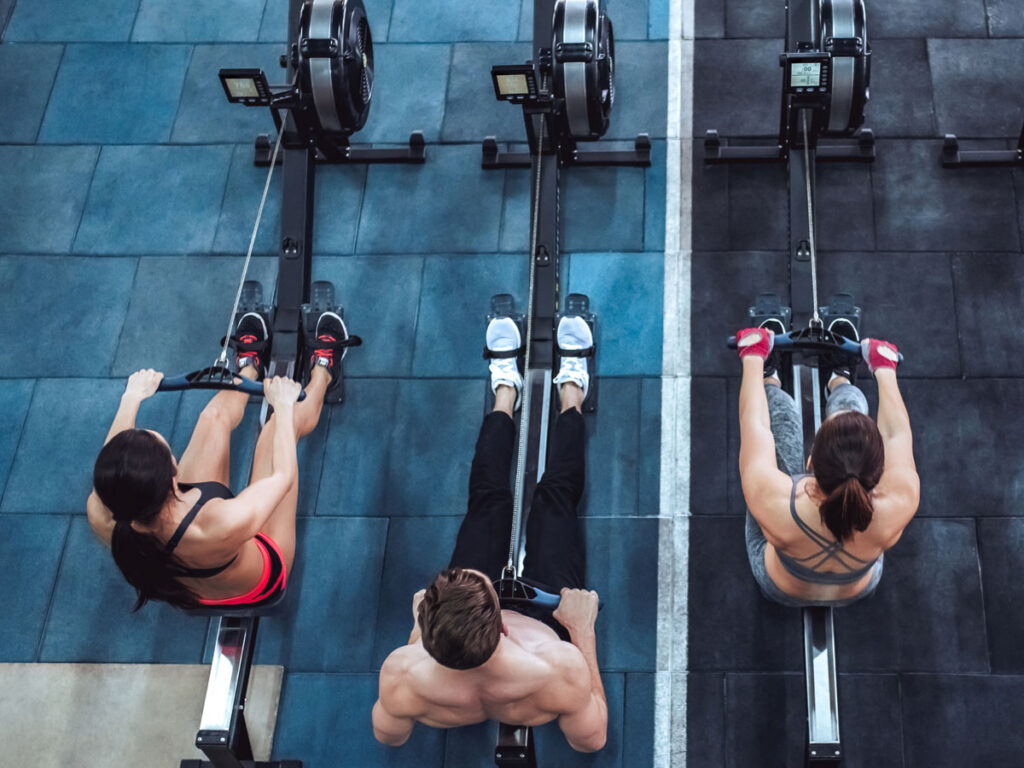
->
[874, 368, 920, 545]
[737, 355, 795, 547]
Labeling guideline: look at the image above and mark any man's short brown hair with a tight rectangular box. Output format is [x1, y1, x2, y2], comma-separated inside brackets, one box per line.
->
[418, 568, 502, 670]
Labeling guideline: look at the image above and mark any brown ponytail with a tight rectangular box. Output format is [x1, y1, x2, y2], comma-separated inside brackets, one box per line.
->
[810, 411, 884, 542]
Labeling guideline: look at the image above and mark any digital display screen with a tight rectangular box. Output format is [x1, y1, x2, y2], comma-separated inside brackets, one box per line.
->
[496, 73, 530, 97]
[225, 78, 260, 99]
[790, 62, 822, 87]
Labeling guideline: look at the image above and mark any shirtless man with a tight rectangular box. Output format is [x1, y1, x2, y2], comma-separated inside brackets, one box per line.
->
[372, 315, 607, 753]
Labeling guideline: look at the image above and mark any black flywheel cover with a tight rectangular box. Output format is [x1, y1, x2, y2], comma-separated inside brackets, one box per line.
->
[298, 0, 374, 136]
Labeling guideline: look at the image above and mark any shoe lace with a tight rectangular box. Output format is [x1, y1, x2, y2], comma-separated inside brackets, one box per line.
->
[314, 334, 338, 364]
[237, 334, 260, 366]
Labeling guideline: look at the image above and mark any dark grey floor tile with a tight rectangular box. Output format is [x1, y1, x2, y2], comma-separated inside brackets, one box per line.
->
[688, 516, 803, 672]
[953, 253, 1024, 377]
[690, 377, 730, 516]
[873, 140, 1020, 252]
[690, 251, 790, 377]
[817, 251, 960, 379]
[870, 0, 987, 38]
[725, 0, 784, 38]
[835, 518, 988, 673]
[686, 673, 726, 768]
[987, 0, 1024, 36]
[441, 43, 529, 143]
[929, 39, 1024, 139]
[977, 518, 1024, 673]
[815, 163, 876, 252]
[837, 674, 905, 768]
[901, 675, 1024, 766]
[694, 0, 724, 38]
[723, 673, 805, 767]
[901, 378, 1024, 518]
[693, 39, 784, 138]
[718, 673, 904, 768]
[622, 673, 656, 766]
[866, 39, 936, 139]
[691, 138, 731, 251]
[0, 0, 14, 40]
[727, 163, 789, 252]
[1016, 167, 1024, 248]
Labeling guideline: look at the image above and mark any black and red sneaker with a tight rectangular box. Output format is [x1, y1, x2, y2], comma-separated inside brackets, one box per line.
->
[234, 312, 269, 375]
[309, 311, 349, 385]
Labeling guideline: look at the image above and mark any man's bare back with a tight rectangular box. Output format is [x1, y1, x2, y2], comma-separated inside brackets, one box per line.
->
[373, 588, 607, 753]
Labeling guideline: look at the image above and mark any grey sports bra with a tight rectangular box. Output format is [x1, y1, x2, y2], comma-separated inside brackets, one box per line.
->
[775, 474, 878, 585]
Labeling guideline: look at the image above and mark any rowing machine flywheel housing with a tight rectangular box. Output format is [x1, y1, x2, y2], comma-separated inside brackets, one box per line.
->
[820, 0, 870, 136]
[298, 0, 373, 136]
[552, 0, 615, 141]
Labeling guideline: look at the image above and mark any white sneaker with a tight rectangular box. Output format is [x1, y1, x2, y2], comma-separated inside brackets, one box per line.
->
[486, 317, 523, 409]
[552, 316, 592, 399]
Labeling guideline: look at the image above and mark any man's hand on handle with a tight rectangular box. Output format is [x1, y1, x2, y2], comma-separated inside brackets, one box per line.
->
[553, 588, 600, 636]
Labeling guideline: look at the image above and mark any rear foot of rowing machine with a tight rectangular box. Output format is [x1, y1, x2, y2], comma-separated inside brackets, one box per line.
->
[557, 293, 597, 414]
[301, 281, 353, 404]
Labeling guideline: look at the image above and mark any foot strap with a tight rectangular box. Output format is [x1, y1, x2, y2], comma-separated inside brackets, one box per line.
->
[556, 345, 595, 358]
[313, 334, 363, 350]
[222, 334, 269, 352]
[483, 345, 525, 360]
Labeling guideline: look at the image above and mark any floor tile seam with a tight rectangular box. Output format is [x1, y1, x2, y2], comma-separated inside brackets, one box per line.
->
[971, 516, 995, 674]
[167, 43, 198, 143]
[67, 145, 103, 254]
[947, 253, 969, 378]
[106, 256, 143, 377]
[0, 379, 38, 512]
[32, 513, 73, 662]
[32, 42, 67, 144]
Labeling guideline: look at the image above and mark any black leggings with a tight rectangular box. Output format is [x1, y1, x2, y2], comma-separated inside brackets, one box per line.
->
[448, 409, 587, 591]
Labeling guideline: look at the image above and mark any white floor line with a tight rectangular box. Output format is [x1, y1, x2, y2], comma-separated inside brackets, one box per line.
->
[654, 0, 694, 766]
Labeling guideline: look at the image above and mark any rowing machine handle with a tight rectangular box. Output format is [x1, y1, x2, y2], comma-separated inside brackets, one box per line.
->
[726, 332, 904, 362]
[158, 372, 308, 401]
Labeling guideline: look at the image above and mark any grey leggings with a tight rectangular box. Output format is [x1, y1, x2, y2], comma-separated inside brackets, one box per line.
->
[745, 381, 884, 608]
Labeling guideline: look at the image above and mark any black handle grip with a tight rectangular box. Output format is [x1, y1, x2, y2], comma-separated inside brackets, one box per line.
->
[157, 368, 307, 401]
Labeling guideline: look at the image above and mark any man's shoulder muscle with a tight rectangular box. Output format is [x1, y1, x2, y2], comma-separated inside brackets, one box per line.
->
[530, 640, 590, 713]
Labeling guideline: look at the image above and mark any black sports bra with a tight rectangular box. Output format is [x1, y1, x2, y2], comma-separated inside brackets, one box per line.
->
[164, 482, 237, 578]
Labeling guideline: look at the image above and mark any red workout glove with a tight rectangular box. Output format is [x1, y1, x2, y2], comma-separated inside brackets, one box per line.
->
[736, 328, 774, 360]
[861, 338, 900, 374]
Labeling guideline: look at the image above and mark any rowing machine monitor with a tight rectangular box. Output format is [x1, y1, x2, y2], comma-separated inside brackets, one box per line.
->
[492, 65, 539, 103]
[219, 68, 273, 107]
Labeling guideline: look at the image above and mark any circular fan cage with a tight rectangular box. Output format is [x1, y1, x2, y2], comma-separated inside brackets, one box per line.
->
[299, 0, 374, 137]
[819, 0, 870, 136]
[553, 0, 615, 141]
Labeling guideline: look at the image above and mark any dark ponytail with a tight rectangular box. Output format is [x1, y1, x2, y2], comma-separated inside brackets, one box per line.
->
[94, 430, 199, 610]
[810, 411, 884, 542]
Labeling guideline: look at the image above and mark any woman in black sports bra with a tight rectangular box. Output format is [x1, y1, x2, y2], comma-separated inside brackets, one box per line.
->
[87, 311, 347, 609]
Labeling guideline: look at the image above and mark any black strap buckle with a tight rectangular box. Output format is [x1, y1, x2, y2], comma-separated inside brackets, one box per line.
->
[483, 345, 525, 360]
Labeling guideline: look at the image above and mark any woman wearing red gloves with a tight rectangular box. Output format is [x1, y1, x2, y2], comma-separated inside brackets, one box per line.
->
[735, 323, 920, 606]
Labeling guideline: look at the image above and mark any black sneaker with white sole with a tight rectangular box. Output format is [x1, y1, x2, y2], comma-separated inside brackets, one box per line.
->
[826, 317, 860, 385]
[233, 312, 269, 376]
[309, 311, 349, 388]
[759, 317, 786, 380]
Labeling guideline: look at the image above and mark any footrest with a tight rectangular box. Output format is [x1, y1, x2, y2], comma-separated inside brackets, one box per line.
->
[749, 292, 792, 330]
[556, 293, 597, 413]
[301, 281, 359, 404]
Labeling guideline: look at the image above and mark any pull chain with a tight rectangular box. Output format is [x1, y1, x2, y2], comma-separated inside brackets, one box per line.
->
[801, 111, 821, 327]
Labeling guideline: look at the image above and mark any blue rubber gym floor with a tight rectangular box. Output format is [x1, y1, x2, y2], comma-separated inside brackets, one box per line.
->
[0, 1, 665, 766]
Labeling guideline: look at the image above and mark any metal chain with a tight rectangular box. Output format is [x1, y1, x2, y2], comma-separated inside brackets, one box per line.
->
[801, 111, 822, 326]
[506, 108, 548, 575]
[216, 121, 286, 367]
